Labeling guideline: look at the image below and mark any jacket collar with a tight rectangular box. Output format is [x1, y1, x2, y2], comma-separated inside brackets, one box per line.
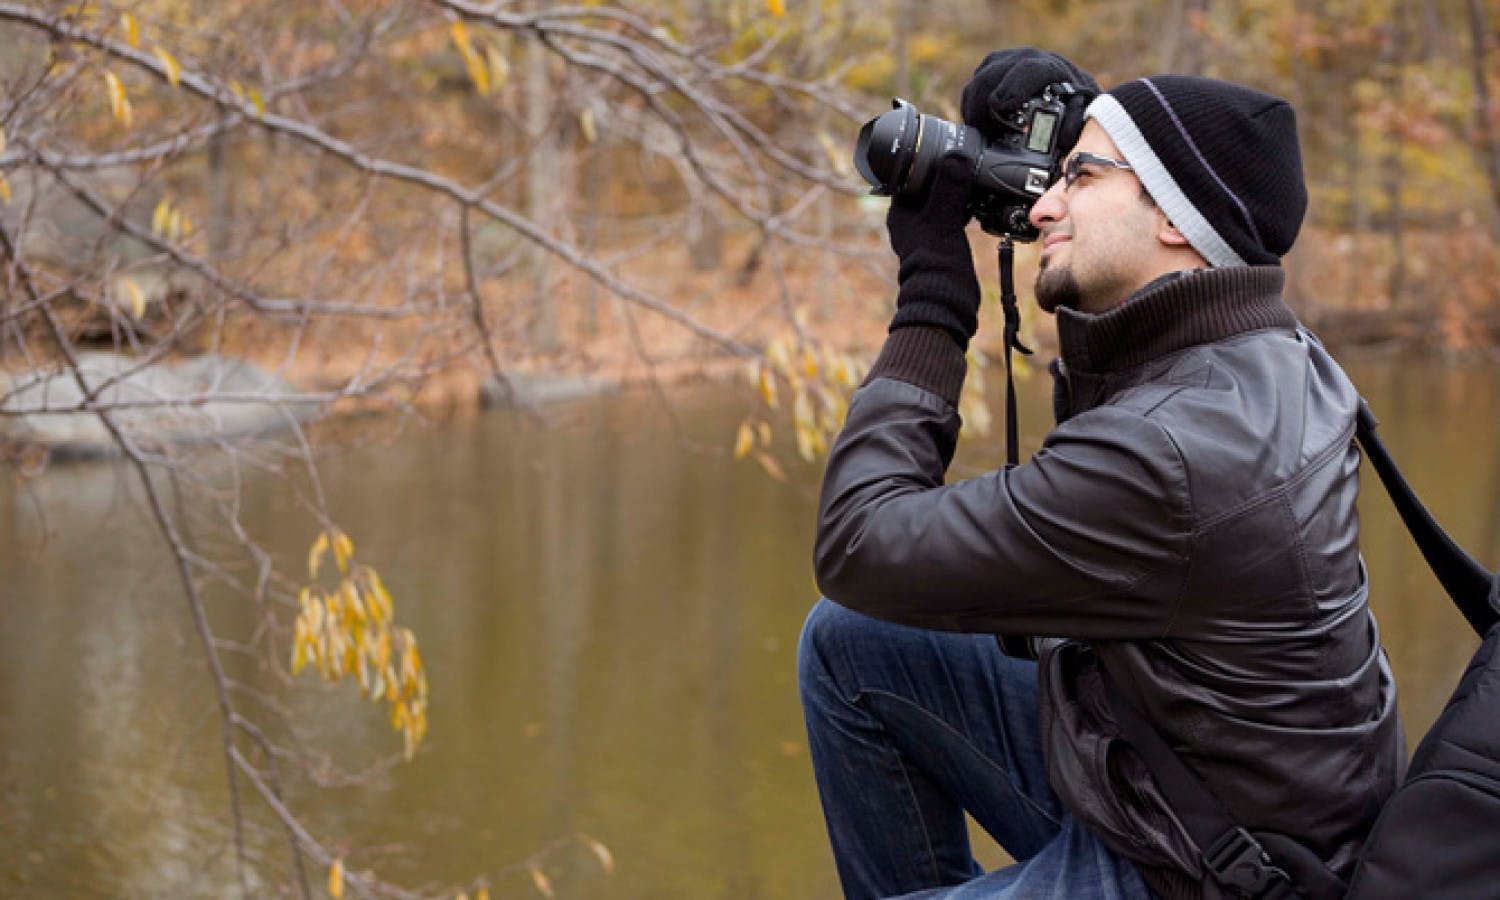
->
[1054, 265, 1298, 377]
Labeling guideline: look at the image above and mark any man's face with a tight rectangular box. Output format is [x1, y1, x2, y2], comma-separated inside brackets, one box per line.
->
[1028, 121, 1168, 315]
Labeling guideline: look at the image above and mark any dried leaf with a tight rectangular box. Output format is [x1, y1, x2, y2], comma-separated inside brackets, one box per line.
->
[152, 198, 170, 237]
[308, 530, 330, 578]
[585, 838, 615, 875]
[153, 46, 181, 87]
[529, 866, 555, 899]
[484, 43, 510, 91]
[476, 888, 492, 900]
[758, 368, 778, 409]
[248, 86, 266, 118]
[579, 106, 598, 144]
[449, 20, 473, 55]
[733, 421, 754, 460]
[333, 530, 354, 574]
[120, 277, 146, 318]
[465, 49, 490, 95]
[103, 71, 132, 125]
[754, 451, 787, 482]
[756, 421, 772, 447]
[329, 858, 345, 899]
[0, 177, 10, 205]
[121, 12, 139, 47]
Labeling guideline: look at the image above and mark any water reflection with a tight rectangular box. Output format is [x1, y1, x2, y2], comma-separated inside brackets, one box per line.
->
[1, 358, 1497, 897]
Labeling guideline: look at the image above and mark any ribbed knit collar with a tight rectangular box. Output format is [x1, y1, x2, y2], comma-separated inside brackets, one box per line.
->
[1054, 265, 1297, 376]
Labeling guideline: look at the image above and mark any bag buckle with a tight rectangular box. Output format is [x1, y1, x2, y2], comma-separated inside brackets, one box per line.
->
[1205, 827, 1295, 899]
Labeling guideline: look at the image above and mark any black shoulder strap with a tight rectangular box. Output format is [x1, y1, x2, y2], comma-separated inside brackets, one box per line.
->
[1354, 401, 1499, 637]
[1097, 398, 1500, 900]
[1100, 676, 1300, 899]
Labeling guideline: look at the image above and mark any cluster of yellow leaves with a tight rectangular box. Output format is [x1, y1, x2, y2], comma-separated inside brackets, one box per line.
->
[291, 529, 430, 761]
[450, 20, 510, 97]
[736, 322, 865, 477]
[151, 196, 193, 243]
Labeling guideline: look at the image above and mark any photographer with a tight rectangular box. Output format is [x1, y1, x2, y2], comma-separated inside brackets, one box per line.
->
[800, 50, 1403, 899]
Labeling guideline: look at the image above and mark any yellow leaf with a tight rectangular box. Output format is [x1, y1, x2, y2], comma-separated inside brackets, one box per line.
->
[767, 336, 790, 371]
[152, 198, 170, 236]
[103, 71, 131, 125]
[153, 46, 181, 87]
[767, 0, 786, 17]
[733, 421, 754, 460]
[758, 368, 778, 409]
[476, 888, 491, 900]
[484, 43, 510, 91]
[464, 48, 490, 95]
[579, 107, 598, 144]
[121, 277, 146, 318]
[121, 12, 139, 47]
[530, 866, 555, 899]
[755, 451, 787, 482]
[166, 207, 182, 241]
[329, 858, 345, 899]
[0, 177, 10, 205]
[230, 81, 245, 100]
[0, 126, 6, 155]
[756, 421, 771, 447]
[309, 530, 330, 578]
[248, 87, 266, 118]
[333, 530, 354, 574]
[585, 838, 615, 874]
[450, 20, 473, 55]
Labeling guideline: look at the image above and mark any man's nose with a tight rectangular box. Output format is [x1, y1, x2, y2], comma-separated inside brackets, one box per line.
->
[1029, 180, 1066, 230]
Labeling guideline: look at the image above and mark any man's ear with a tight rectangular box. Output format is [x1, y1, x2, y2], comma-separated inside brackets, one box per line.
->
[1157, 213, 1192, 248]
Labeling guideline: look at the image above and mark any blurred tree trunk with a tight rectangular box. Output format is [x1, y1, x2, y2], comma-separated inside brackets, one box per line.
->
[1382, 3, 1406, 307]
[1345, 118, 1365, 306]
[206, 116, 234, 263]
[579, 140, 605, 337]
[1167, 0, 1209, 76]
[894, 0, 911, 99]
[1466, 0, 1500, 239]
[525, 34, 560, 352]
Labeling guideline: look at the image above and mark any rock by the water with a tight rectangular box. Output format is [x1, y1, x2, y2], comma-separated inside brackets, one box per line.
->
[480, 372, 618, 409]
[0, 352, 317, 460]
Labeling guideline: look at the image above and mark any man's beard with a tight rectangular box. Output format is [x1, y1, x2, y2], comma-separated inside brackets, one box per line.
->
[1035, 265, 1082, 313]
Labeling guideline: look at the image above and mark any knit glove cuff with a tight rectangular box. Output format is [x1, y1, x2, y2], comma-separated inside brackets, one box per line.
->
[885, 155, 981, 349]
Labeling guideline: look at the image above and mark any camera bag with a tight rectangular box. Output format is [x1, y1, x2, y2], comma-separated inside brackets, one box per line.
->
[1099, 400, 1500, 900]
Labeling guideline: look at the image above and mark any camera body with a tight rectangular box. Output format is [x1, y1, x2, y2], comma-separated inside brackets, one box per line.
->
[853, 86, 1073, 241]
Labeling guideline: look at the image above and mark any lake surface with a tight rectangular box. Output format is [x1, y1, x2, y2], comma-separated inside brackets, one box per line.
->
[2, 354, 1498, 898]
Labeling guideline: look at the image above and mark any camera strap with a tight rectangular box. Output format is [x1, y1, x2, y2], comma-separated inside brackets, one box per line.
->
[997, 237, 1033, 467]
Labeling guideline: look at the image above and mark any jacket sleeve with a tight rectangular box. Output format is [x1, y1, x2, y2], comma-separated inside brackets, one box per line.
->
[814, 369, 1195, 640]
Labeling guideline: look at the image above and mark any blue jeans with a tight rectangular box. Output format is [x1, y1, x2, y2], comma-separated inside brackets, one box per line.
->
[797, 598, 1157, 900]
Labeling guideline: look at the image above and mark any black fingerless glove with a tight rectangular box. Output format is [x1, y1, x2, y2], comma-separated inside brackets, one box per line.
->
[886, 154, 981, 349]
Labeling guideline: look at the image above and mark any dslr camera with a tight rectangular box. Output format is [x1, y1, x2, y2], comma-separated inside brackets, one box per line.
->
[853, 84, 1076, 241]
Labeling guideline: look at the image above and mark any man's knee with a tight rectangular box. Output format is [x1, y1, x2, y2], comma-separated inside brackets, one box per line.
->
[797, 597, 880, 701]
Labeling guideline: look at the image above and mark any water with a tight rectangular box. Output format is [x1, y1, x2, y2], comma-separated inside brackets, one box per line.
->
[1, 356, 1497, 898]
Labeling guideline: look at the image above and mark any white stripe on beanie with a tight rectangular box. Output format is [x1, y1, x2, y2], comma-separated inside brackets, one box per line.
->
[1084, 93, 1247, 268]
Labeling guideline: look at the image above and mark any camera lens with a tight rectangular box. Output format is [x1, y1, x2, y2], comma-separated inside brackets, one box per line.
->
[853, 101, 921, 196]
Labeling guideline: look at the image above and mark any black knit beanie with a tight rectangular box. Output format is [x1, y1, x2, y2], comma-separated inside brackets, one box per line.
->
[1085, 75, 1307, 267]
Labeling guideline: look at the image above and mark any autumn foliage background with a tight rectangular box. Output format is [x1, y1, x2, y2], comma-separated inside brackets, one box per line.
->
[1, 0, 1499, 897]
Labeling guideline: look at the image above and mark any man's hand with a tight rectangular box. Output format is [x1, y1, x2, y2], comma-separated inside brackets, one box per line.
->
[960, 48, 1099, 157]
[886, 155, 981, 349]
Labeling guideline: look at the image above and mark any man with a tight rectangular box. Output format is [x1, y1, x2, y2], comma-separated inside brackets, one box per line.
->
[800, 50, 1403, 899]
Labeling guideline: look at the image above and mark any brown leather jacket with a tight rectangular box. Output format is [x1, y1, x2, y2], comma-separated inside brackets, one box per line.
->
[814, 266, 1403, 897]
